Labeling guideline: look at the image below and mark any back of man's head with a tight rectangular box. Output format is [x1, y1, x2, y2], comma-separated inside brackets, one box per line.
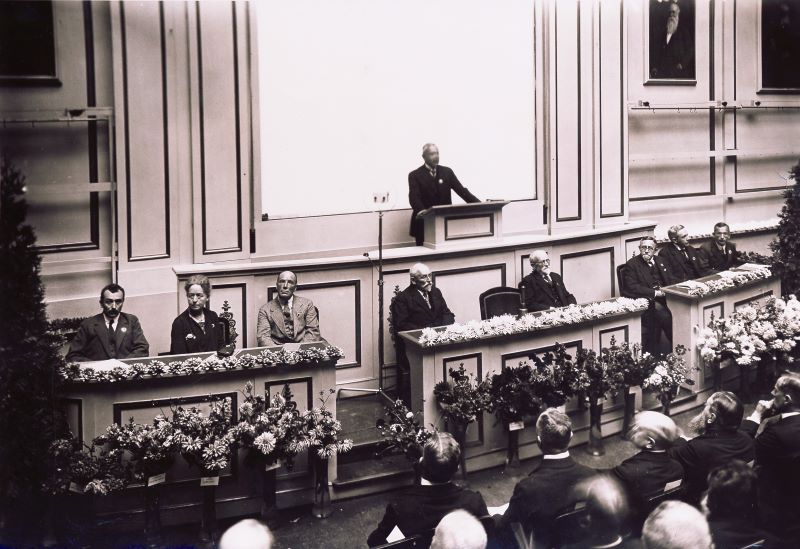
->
[705, 460, 758, 521]
[642, 501, 712, 549]
[219, 519, 273, 549]
[430, 510, 487, 549]
[536, 408, 572, 454]
[706, 391, 743, 430]
[777, 372, 800, 411]
[422, 432, 461, 483]
[575, 476, 628, 543]
[630, 411, 679, 450]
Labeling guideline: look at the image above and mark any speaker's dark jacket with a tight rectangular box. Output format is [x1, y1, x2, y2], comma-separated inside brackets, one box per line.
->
[66, 312, 150, 362]
[169, 308, 225, 355]
[518, 271, 577, 312]
[408, 164, 479, 243]
[658, 243, 710, 282]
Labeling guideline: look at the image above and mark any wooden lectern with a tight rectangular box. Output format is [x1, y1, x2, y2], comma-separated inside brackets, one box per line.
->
[418, 200, 509, 249]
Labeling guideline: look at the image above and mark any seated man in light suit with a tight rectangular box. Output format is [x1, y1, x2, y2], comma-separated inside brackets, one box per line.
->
[256, 271, 321, 346]
[518, 249, 577, 312]
[66, 283, 149, 362]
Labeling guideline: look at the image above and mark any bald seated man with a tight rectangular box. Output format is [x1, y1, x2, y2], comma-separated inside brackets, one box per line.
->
[642, 501, 713, 549]
[256, 271, 321, 346]
[219, 519, 273, 549]
[518, 250, 577, 312]
[430, 510, 487, 549]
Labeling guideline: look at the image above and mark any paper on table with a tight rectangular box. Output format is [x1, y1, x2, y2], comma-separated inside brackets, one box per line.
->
[487, 502, 509, 515]
[386, 525, 405, 543]
[283, 343, 302, 352]
[83, 359, 127, 371]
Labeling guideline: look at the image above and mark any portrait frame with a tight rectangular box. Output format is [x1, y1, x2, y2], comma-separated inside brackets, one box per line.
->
[644, 0, 697, 86]
[0, 0, 61, 87]
[758, 0, 800, 93]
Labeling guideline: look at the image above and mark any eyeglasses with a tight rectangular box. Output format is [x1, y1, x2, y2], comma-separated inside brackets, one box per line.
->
[639, 245, 655, 251]
[532, 258, 550, 265]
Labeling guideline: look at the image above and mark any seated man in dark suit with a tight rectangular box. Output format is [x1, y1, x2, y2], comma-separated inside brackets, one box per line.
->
[66, 283, 150, 362]
[612, 411, 684, 530]
[643, 501, 713, 549]
[256, 271, 321, 346]
[561, 476, 640, 549]
[367, 432, 488, 547]
[699, 222, 741, 273]
[704, 460, 780, 549]
[622, 236, 676, 357]
[518, 249, 577, 312]
[408, 143, 480, 246]
[658, 225, 710, 283]
[668, 391, 754, 505]
[740, 373, 800, 543]
[391, 262, 456, 405]
[495, 408, 596, 548]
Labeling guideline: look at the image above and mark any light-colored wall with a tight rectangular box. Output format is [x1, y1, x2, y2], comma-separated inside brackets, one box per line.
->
[0, 0, 792, 387]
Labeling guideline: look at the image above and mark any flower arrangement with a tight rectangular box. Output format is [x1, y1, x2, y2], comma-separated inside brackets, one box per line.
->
[375, 399, 434, 462]
[486, 364, 542, 425]
[93, 415, 176, 481]
[170, 398, 236, 474]
[529, 344, 580, 408]
[58, 346, 345, 383]
[433, 364, 491, 427]
[574, 347, 617, 401]
[642, 346, 693, 409]
[417, 298, 648, 347]
[296, 389, 353, 460]
[679, 266, 773, 297]
[602, 338, 651, 391]
[231, 381, 306, 470]
[44, 437, 130, 496]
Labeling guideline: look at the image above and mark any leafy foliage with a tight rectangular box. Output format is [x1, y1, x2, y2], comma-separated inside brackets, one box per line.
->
[170, 398, 236, 474]
[376, 399, 434, 462]
[93, 415, 177, 480]
[433, 364, 491, 426]
[44, 437, 130, 496]
[771, 161, 800, 296]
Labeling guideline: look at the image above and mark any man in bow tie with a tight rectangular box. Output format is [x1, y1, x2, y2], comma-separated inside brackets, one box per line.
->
[256, 271, 321, 346]
[391, 262, 455, 404]
[66, 283, 150, 362]
[518, 249, 577, 312]
[622, 236, 677, 356]
[408, 143, 480, 246]
[699, 222, 742, 273]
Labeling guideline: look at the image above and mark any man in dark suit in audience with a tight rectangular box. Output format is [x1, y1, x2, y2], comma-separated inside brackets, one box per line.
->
[518, 249, 577, 312]
[66, 283, 150, 362]
[495, 408, 596, 548]
[367, 432, 488, 547]
[391, 262, 456, 405]
[612, 411, 684, 530]
[658, 224, 710, 283]
[704, 460, 780, 549]
[740, 373, 800, 543]
[668, 391, 754, 505]
[698, 222, 742, 273]
[408, 143, 480, 246]
[622, 236, 676, 356]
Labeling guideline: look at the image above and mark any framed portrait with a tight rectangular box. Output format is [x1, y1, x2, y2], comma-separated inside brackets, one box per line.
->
[759, 0, 800, 92]
[0, 0, 60, 87]
[645, 0, 696, 85]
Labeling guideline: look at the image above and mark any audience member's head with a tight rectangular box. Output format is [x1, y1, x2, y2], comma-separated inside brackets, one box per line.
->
[276, 271, 298, 303]
[771, 372, 800, 413]
[410, 262, 433, 293]
[99, 283, 126, 319]
[429, 510, 487, 549]
[571, 476, 629, 546]
[536, 408, 572, 454]
[421, 432, 461, 483]
[638, 237, 657, 262]
[704, 460, 758, 522]
[628, 411, 679, 451]
[422, 143, 440, 167]
[219, 518, 274, 549]
[688, 391, 743, 435]
[529, 250, 551, 274]
[712, 222, 731, 247]
[642, 501, 712, 549]
[667, 225, 689, 248]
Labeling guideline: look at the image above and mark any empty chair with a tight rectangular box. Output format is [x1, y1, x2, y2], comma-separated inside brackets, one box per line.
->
[479, 286, 521, 320]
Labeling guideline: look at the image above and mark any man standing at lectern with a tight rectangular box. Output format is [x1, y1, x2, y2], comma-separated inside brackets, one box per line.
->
[408, 143, 480, 246]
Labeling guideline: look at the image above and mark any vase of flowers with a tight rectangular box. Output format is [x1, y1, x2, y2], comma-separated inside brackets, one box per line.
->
[433, 364, 490, 479]
[231, 381, 305, 525]
[375, 400, 434, 483]
[642, 346, 691, 416]
[298, 389, 353, 518]
[604, 339, 652, 438]
[487, 363, 542, 469]
[171, 398, 235, 544]
[575, 348, 616, 456]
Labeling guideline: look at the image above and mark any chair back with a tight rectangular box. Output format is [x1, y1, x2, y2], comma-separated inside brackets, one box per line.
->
[739, 540, 767, 549]
[371, 535, 424, 549]
[645, 483, 684, 510]
[479, 286, 522, 320]
[616, 264, 628, 298]
[553, 503, 590, 546]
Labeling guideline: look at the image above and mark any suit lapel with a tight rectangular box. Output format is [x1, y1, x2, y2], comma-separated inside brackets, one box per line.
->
[114, 314, 128, 352]
[95, 315, 113, 358]
[270, 300, 287, 339]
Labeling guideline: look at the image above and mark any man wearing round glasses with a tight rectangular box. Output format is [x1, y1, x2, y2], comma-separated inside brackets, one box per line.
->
[518, 250, 577, 312]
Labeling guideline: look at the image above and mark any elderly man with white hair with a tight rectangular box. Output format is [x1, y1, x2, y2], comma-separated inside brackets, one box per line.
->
[391, 262, 456, 404]
[642, 501, 713, 549]
[518, 249, 577, 312]
[219, 518, 273, 549]
[430, 509, 487, 549]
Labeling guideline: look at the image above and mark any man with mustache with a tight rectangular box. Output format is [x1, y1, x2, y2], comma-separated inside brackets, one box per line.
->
[668, 391, 754, 505]
[650, 1, 694, 79]
[699, 222, 742, 273]
[658, 224, 710, 282]
[66, 283, 150, 362]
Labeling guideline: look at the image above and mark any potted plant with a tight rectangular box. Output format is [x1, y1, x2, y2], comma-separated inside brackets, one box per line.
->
[642, 346, 692, 415]
[487, 363, 541, 468]
[603, 338, 652, 437]
[376, 399, 434, 483]
[574, 347, 616, 456]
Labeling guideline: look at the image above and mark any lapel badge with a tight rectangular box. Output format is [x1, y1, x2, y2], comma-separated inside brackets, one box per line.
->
[120, 327, 127, 333]
[438, 179, 443, 184]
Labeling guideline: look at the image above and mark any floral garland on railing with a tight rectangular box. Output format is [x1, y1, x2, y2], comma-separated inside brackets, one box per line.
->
[417, 298, 649, 347]
[677, 266, 773, 297]
[58, 346, 345, 383]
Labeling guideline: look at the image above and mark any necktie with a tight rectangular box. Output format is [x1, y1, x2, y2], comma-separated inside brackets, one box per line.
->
[107, 321, 117, 358]
[422, 291, 431, 309]
[543, 273, 552, 285]
[282, 305, 294, 338]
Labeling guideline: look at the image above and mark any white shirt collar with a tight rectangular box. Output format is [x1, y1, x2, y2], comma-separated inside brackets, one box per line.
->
[782, 411, 800, 419]
[103, 314, 118, 329]
[281, 296, 293, 310]
[420, 477, 449, 486]
[425, 163, 437, 175]
[543, 450, 570, 460]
